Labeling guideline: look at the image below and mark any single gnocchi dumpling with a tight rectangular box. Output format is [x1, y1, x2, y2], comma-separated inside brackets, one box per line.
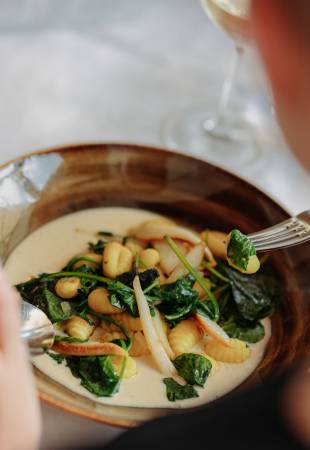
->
[55, 277, 81, 299]
[168, 320, 202, 356]
[204, 338, 251, 363]
[65, 316, 95, 341]
[103, 241, 133, 278]
[139, 248, 160, 269]
[202, 230, 228, 260]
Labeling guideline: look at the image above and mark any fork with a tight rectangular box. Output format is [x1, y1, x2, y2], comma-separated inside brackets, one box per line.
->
[248, 210, 310, 252]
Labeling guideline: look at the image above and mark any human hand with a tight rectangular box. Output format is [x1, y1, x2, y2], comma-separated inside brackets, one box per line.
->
[251, 0, 310, 172]
[0, 268, 41, 450]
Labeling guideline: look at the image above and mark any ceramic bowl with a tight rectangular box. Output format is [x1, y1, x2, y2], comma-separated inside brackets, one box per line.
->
[0, 143, 309, 427]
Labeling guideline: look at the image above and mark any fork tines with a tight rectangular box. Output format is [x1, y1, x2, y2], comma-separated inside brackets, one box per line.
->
[249, 218, 310, 251]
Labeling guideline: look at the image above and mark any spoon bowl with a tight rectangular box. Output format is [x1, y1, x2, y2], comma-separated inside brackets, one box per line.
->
[20, 300, 55, 355]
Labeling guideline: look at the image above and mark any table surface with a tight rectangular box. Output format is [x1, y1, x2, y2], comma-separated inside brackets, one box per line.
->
[0, 1, 309, 449]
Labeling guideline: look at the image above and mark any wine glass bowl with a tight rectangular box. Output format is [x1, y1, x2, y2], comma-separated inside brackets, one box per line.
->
[162, 0, 275, 169]
[201, 0, 251, 42]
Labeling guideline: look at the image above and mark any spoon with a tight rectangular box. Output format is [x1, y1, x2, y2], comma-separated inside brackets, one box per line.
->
[20, 300, 55, 356]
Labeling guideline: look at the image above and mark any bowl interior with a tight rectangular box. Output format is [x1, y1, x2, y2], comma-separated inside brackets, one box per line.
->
[1, 143, 309, 427]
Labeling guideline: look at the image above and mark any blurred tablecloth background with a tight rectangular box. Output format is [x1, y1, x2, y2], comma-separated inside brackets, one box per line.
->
[0, 1, 309, 449]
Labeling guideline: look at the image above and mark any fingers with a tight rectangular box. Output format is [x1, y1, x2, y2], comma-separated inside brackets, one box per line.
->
[251, 0, 310, 171]
[251, 0, 303, 101]
[0, 267, 21, 352]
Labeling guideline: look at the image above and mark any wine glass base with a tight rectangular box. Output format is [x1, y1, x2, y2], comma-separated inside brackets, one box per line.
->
[161, 104, 274, 169]
[203, 116, 250, 142]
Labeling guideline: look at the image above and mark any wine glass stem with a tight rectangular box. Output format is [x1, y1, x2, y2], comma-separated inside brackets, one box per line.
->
[203, 45, 245, 139]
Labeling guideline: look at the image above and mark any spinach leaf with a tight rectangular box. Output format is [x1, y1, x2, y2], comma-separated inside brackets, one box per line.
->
[174, 353, 212, 387]
[88, 239, 106, 254]
[17, 276, 70, 323]
[163, 378, 198, 402]
[221, 265, 279, 322]
[17, 267, 100, 323]
[108, 281, 138, 316]
[108, 269, 159, 317]
[16, 277, 42, 302]
[117, 268, 159, 290]
[157, 276, 199, 323]
[165, 236, 219, 321]
[32, 285, 69, 323]
[43, 287, 69, 322]
[65, 356, 121, 397]
[222, 319, 265, 343]
[227, 229, 256, 271]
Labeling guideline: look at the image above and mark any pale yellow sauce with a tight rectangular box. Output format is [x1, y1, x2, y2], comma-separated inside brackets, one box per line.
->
[5, 207, 271, 409]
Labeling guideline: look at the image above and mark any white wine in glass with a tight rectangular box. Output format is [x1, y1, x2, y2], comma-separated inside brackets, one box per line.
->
[201, 0, 251, 42]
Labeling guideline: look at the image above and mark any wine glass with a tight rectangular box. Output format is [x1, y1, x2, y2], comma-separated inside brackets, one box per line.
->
[162, 0, 273, 168]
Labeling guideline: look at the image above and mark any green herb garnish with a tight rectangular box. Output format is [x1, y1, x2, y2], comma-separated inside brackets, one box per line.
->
[227, 229, 256, 271]
[174, 353, 212, 387]
[221, 265, 278, 322]
[88, 239, 106, 254]
[165, 236, 219, 321]
[163, 378, 198, 401]
[221, 318, 265, 343]
[66, 356, 121, 397]
[157, 275, 198, 323]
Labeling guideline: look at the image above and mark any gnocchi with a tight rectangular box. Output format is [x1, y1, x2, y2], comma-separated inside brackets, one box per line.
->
[204, 338, 251, 363]
[88, 287, 124, 314]
[65, 316, 95, 341]
[103, 241, 133, 278]
[139, 248, 160, 268]
[202, 230, 228, 260]
[55, 277, 81, 299]
[168, 320, 202, 355]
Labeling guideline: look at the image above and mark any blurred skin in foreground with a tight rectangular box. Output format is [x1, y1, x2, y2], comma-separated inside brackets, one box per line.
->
[251, 0, 310, 446]
[252, 0, 310, 172]
[0, 269, 41, 450]
[0, 1, 310, 449]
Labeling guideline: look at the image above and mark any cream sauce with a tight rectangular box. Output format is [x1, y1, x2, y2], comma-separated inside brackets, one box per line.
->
[5, 207, 271, 409]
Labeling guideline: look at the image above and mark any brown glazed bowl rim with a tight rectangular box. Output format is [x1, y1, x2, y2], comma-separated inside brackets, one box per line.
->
[0, 142, 293, 428]
[1, 141, 292, 217]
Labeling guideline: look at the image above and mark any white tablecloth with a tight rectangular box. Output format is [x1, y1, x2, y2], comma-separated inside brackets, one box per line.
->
[0, 1, 309, 448]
